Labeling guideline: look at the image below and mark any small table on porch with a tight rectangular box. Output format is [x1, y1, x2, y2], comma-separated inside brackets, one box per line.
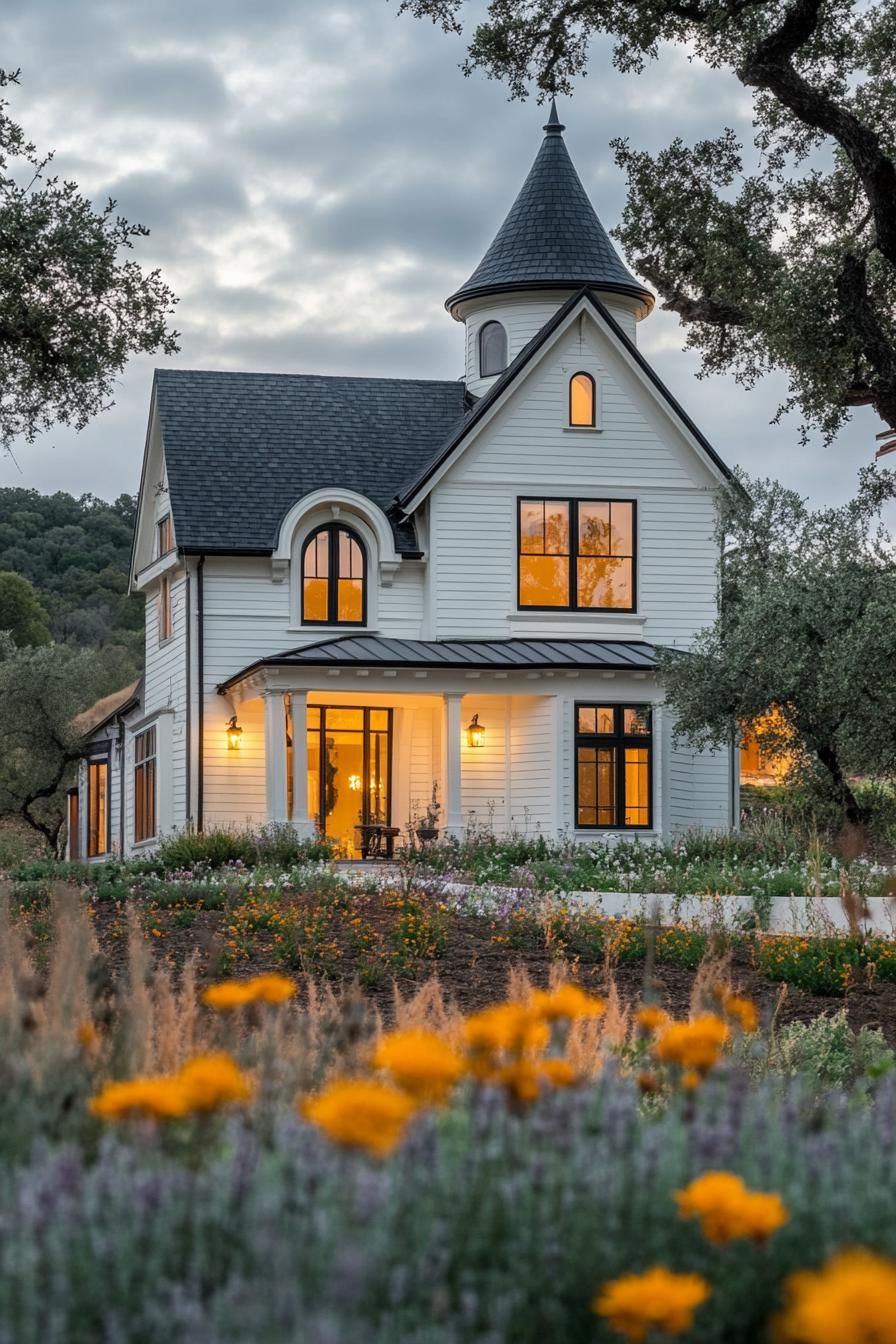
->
[356, 824, 402, 860]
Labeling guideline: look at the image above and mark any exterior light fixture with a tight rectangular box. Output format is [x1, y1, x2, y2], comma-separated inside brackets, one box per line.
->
[348, 774, 362, 792]
[226, 714, 243, 750]
[466, 713, 485, 748]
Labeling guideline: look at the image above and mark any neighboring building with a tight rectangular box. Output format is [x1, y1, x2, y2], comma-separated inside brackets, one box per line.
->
[72, 103, 739, 861]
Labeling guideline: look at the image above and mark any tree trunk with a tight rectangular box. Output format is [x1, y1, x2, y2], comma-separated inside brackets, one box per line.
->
[815, 744, 866, 825]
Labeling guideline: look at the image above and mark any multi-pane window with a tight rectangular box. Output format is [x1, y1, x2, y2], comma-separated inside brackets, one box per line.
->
[158, 573, 172, 641]
[134, 727, 157, 843]
[87, 759, 109, 857]
[575, 704, 652, 829]
[479, 321, 507, 377]
[518, 498, 635, 610]
[302, 524, 366, 625]
[569, 372, 596, 427]
[157, 514, 174, 556]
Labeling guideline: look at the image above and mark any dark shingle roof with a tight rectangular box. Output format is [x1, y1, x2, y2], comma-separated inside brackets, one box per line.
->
[219, 635, 658, 690]
[446, 103, 653, 314]
[155, 370, 469, 554]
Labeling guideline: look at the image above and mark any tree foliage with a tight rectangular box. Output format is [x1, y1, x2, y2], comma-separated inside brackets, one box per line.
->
[657, 467, 896, 823]
[0, 487, 141, 667]
[0, 635, 133, 847]
[400, 0, 896, 441]
[0, 570, 49, 646]
[0, 69, 178, 450]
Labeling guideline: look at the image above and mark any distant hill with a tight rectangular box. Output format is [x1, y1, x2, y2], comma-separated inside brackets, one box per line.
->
[0, 488, 142, 669]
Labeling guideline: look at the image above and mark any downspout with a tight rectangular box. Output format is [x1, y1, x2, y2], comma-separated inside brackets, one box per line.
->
[197, 555, 205, 833]
[118, 718, 125, 857]
[184, 567, 191, 827]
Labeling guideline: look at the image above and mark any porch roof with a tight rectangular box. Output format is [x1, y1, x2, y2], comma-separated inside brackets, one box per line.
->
[219, 635, 659, 690]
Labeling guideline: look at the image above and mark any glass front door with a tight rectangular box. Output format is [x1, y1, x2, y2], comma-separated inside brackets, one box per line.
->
[306, 706, 392, 856]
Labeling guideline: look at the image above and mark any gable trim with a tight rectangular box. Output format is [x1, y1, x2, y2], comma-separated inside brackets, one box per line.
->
[396, 288, 737, 515]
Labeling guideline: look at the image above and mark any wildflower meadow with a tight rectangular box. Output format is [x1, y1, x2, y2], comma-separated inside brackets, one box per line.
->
[2, 874, 896, 1343]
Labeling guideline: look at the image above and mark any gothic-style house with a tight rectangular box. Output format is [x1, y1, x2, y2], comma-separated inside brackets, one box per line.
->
[70, 103, 738, 862]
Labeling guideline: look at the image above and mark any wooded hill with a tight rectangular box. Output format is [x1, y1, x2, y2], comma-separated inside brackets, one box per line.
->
[0, 488, 142, 670]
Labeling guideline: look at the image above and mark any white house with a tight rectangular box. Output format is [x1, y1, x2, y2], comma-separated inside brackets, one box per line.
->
[70, 103, 739, 862]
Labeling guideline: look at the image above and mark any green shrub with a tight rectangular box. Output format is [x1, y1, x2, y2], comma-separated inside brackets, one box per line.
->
[155, 825, 335, 872]
[765, 1010, 895, 1087]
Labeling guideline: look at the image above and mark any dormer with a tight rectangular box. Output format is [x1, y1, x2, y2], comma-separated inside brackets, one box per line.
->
[447, 101, 654, 397]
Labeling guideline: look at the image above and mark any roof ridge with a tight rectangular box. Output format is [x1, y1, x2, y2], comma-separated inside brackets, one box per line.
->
[155, 368, 463, 388]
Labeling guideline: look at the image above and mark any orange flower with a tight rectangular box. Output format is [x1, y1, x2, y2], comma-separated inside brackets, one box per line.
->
[202, 980, 255, 1010]
[539, 1058, 579, 1088]
[373, 1029, 465, 1104]
[723, 994, 759, 1033]
[301, 1078, 418, 1157]
[247, 973, 297, 1004]
[177, 1053, 253, 1112]
[77, 1022, 100, 1053]
[654, 1015, 730, 1073]
[531, 984, 606, 1022]
[636, 1005, 670, 1033]
[592, 1266, 710, 1342]
[676, 1171, 789, 1244]
[774, 1248, 896, 1344]
[463, 1002, 549, 1057]
[89, 1077, 191, 1121]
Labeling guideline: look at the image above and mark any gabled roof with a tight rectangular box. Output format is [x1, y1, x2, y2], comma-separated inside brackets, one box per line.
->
[218, 634, 659, 690]
[73, 677, 143, 740]
[155, 371, 470, 556]
[396, 287, 736, 511]
[445, 102, 653, 315]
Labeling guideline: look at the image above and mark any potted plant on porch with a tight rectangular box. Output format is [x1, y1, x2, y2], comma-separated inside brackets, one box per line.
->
[414, 783, 441, 845]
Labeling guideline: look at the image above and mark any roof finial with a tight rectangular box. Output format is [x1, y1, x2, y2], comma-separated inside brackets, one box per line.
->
[543, 96, 565, 135]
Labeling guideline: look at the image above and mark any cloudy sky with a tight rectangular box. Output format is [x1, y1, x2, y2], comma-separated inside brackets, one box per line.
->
[0, 0, 883, 507]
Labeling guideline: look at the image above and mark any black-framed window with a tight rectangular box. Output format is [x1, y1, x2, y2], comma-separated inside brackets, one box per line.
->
[575, 704, 652, 830]
[569, 371, 596, 427]
[479, 321, 507, 377]
[87, 758, 109, 857]
[518, 497, 635, 610]
[134, 727, 157, 843]
[302, 524, 367, 626]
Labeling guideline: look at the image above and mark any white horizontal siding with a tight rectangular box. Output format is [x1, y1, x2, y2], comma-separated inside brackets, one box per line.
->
[509, 695, 555, 835]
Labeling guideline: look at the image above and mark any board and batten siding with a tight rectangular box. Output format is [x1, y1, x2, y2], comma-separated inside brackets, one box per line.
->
[430, 319, 720, 647]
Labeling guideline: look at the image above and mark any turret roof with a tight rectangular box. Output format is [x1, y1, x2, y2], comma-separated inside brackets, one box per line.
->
[445, 100, 653, 314]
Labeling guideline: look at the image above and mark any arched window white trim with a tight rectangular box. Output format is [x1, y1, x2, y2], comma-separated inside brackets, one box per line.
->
[274, 489, 402, 630]
[478, 321, 507, 377]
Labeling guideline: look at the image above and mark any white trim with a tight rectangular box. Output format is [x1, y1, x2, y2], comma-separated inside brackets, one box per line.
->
[400, 293, 732, 514]
[133, 549, 180, 591]
[273, 488, 401, 567]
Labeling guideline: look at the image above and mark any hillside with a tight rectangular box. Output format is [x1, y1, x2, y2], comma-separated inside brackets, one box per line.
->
[0, 488, 142, 668]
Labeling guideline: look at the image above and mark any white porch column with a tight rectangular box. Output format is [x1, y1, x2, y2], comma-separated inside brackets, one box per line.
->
[289, 690, 316, 839]
[262, 689, 289, 825]
[442, 691, 464, 839]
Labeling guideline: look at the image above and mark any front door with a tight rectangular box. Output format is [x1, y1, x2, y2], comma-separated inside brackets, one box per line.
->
[306, 706, 392, 856]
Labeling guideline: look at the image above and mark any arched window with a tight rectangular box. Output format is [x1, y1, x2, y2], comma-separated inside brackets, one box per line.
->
[478, 321, 507, 377]
[302, 524, 366, 625]
[569, 372, 596, 427]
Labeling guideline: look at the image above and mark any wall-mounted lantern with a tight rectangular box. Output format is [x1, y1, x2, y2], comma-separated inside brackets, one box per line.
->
[466, 713, 485, 748]
[226, 714, 243, 750]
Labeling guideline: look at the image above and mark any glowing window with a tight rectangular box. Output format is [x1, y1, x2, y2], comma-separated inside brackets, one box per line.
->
[569, 372, 596, 427]
[575, 705, 652, 829]
[518, 498, 635, 611]
[87, 758, 109, 857]
[479, 321, 507, 377]
[302, 524, 366, 626]
[134, 727, 157, 843]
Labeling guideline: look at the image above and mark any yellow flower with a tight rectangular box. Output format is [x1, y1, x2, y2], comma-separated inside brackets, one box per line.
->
[373, 1029, 465, 1104]
[592, 1265, 711, 1342]
[495, 1058, 542, 1103]
[774, 1248, 896, 1344]
[538, 1058, 579, 1088]
[531, 984, 606, 1022]
[177, 1053, 253, 1112]
[89, 1077, 191, 1121]
[636, 1005, 670, 1033]
[202, 980, 255, 1010]
[246, 973, 297, 1004]
[654, 1014, 730, 1072]
[463, 1002, 549, 1057]
[675, 1171, 789, 1244]
[723, 994, 759, 1033]
[301, 1078, 418, 1157]
[77, 1022, 100, 1053]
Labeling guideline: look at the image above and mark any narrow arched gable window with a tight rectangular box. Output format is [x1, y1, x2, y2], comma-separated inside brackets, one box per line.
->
[569, 371, 596, 427]
[479, 321, 507, 377]
[302, 523, 366, 625]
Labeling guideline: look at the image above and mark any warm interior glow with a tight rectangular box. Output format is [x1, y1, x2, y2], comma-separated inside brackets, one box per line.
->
[570, 372, 595, 426]
[624, 748, 650, 825]
[226, 715, 243, 750]
[740, 710, 795, 783]
[87, 760, 108, 857]
[303, 526, 365, 624]
[577, 501, 633, 609]
[466, 714, 485, 748]
[519, 500, 570, 606]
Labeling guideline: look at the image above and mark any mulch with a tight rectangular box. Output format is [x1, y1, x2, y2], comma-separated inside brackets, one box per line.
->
[83, 899, 896, 1044]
